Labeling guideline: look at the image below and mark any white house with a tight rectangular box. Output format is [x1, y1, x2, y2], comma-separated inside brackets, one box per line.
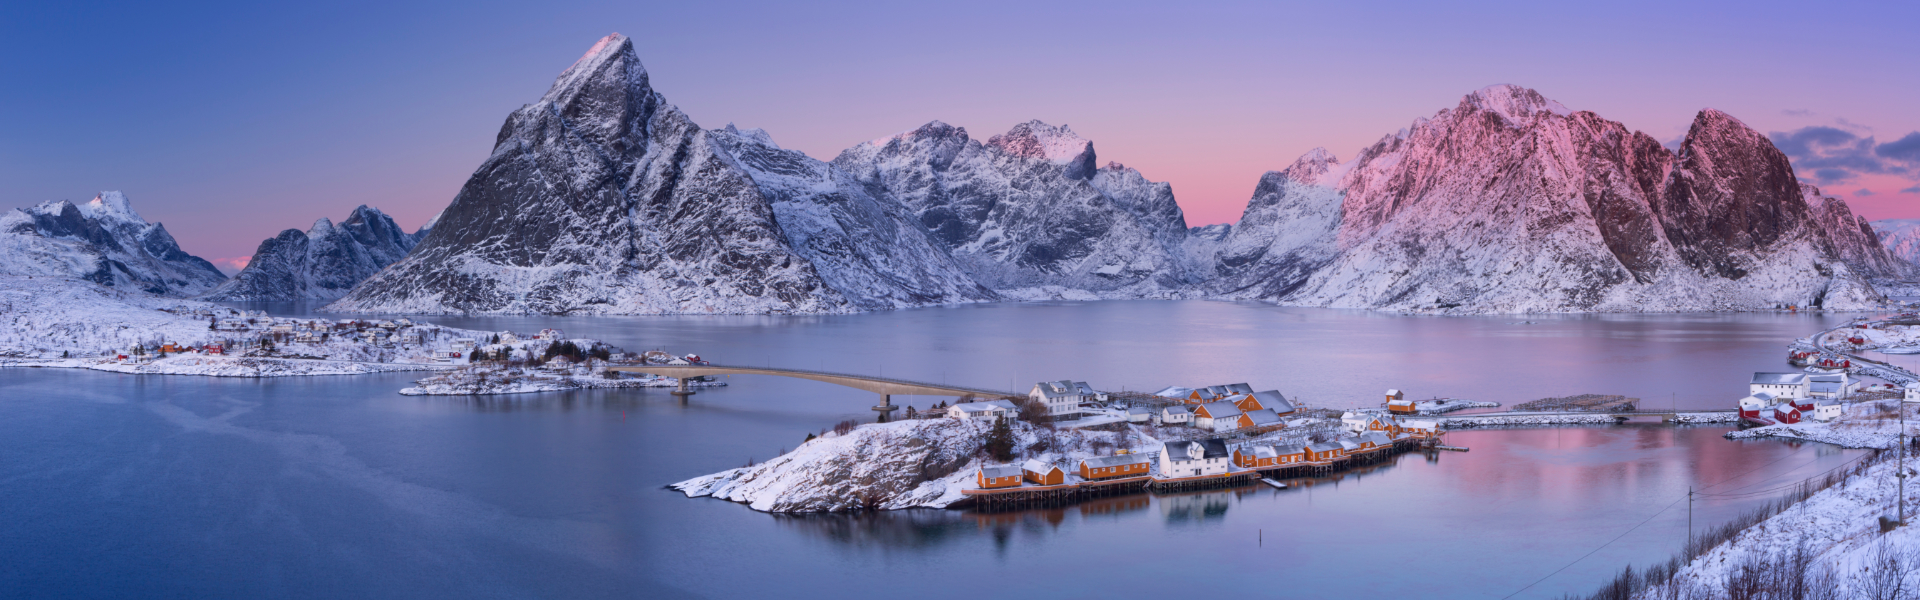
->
[1125, 407, 1152, 423]
[1751, 373, 1810, 399]
[1812, 400, 1844, 422]
[1341, 412, 1394, 435]
[1160, 405, 1192, 425]
[498, 332, 520, 344]
[1158, 439, 1230, 479]
[1193, 401, 1244, 432]
[1029, 381, 1089, 420]
[948, 400, 1018, 420]
[536, 328, 565, 341]
[1808, 373, 1857, 400]
[1738, 393, 1775, 418]
[1073, 381, 1109, 403]
[1906, 382, 1920, 403]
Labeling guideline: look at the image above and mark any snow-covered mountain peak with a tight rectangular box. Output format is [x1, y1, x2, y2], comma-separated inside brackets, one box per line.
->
[1461, 84, 1571, 124]
[80, 191, 144, 224]
[986, 120, 1095, 174]
[721, 123, 779, 148]
[306, 217, 334, 239]
[1279, 147, 1342, 185]
[539, 32, 647, 108]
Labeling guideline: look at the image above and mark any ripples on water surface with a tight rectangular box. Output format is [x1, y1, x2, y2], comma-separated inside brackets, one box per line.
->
[0, 301, 1888, 598]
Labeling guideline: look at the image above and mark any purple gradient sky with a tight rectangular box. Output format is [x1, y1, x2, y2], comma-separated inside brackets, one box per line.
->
[4, 0, 1916, 269]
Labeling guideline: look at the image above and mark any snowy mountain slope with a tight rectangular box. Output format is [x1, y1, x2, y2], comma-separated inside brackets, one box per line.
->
[328, 34, 990, 315]
[0, 192, 226, 297]
[705, 125, 995, 309]
[1871, 219, 1920, 268]
[832, 121, 1202, 297]
[1805, 186, 1915, 279]
[202, 205, 426, 301]
[1216, 85, 1901, 312]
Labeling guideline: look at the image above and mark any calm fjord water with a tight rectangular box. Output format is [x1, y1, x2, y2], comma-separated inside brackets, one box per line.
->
[0, 301, 1879, 598]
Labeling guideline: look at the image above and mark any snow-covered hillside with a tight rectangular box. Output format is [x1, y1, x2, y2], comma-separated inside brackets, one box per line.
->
[832, 121, 1204, 298]
[673, 417, 1156, 512]
[1873, 219, 1920, 268]
[0, 192, 226, 297]
[1213, 85, 1906, 313]
[202, 205, 426, 301]
[0, 275, 234, 357]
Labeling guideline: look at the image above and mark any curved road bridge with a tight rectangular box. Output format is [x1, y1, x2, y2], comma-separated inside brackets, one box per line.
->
[606, 364, 1017, 419]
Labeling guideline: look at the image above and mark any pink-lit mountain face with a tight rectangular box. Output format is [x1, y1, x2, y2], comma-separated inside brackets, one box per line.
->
[1213, 85, 1911, 312]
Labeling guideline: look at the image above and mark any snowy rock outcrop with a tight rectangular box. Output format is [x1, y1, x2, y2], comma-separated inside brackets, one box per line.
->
[201, 205, 426, 301]
[328, 34, 987, 315]
[0, 192, 226, 297]
[1213, 85, 1907, 312]
[832, 121, 1204, 298]
[1871, 219, 1920, 268]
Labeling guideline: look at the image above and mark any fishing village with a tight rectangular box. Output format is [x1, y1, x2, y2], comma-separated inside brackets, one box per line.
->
[676, 313, 1920, 515]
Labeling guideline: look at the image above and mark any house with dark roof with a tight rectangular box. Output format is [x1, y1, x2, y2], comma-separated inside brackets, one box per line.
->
[1158, 439, 1231, 479]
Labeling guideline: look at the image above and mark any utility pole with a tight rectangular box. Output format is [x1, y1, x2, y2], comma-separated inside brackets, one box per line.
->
[1688, 486, 1693, 549]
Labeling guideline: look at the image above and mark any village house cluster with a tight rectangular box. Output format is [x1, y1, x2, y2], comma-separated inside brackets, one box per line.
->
[967, 382, 1444, 493]
[1738, 371, 1854, 425]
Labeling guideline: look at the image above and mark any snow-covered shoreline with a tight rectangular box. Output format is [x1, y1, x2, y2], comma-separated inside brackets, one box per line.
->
[2, 355, 449, 377]
[1725, 400, 1916, 449]
[673, 418, 1159, 512]
[399, 369, 726, 396]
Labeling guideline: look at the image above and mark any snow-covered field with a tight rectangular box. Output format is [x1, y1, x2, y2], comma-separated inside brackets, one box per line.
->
[674, 418, 1160, 512]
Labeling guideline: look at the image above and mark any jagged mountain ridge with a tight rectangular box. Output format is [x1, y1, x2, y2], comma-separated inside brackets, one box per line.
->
[0, 192, 226, 297]
[320, 34, 1909, 315]
[1213, 85, 1910, 312]
[831, 121, 1205, 298]
[327, 34, 990, 315]
[200, 205, 427, 301]
[1872, 219, 1920, 268]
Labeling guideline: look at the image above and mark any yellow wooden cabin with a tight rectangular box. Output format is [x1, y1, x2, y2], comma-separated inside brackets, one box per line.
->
[1078, 454, 1150, 480]
[1022, 460, 1065, 486]
[977, 465, 1022, 489]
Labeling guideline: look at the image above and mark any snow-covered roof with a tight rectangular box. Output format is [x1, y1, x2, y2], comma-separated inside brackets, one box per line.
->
[1308, 442, 1342, 452]
[1243, 408, 1283, 426]
[1082, 454, 1150, 469]
[1338, 440, 1362, 450]
[1386, 388, 1402, 396]
[1387, 399, 1415, 406]
[1021, 459, 1059, 474]
[1125, 407, 1151, 415]
[1033, 380, 1078, 399]
[1198, 401, 1242, 419]
[1152, 386, 1193, 399]
[1808, 374, 1846, 383]
[1223, 383, 1254, 394]
[1752, 372, 1808, 385]
[980, 465, 1021, 479]
[1162, 405, 1192, 415]
[952, 400, 1017, 414]
[1252, 390, 1294, 413]
[1359, 432, 1393, 445]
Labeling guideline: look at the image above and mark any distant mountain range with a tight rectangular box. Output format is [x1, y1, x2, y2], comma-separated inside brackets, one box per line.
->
[10, 34, 1917, 314]
[200, 205, 430, 302]
[0, 192, 226, 296]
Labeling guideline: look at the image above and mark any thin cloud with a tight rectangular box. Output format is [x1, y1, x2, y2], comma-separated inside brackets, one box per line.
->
[1857, 189, 1876, 197]
[1782, 109, 1815, 116]
[1903, 186, 1920, 194]
[1768, 125, 1920, 185]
